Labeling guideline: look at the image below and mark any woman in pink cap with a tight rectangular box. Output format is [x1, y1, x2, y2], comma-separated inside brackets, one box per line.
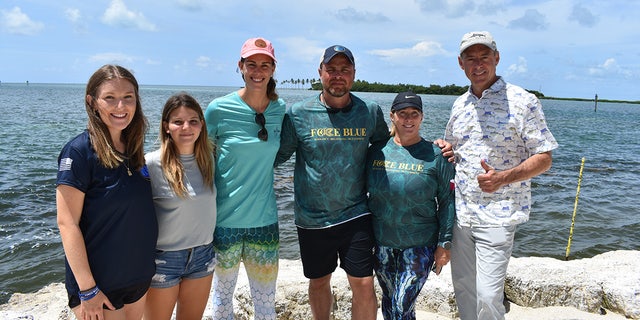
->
[204, 37, 285, 319]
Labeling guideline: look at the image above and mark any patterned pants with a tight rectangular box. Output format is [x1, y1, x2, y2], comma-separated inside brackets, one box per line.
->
[374, 245, 435, 320]
[212, 223, 279, 320]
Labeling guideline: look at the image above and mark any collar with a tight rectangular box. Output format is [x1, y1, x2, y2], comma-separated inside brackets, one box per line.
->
[469, 76, 505, 98]
[319, 92, 353, 113]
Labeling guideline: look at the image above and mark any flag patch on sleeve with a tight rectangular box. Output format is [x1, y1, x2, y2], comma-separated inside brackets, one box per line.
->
[59, 157, 73, 171]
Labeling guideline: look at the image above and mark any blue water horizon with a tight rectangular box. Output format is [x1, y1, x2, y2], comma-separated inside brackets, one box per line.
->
[0, 83, 638, 304]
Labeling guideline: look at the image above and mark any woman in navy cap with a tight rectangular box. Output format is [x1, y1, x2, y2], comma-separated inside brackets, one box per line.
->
[366, 91, 456, 320]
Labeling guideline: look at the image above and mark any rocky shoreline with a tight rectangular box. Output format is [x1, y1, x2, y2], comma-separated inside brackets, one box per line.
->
[1, 250, 638, 319]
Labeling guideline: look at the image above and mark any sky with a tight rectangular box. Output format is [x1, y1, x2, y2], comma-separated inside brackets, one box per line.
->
[1, 0, 639, 101]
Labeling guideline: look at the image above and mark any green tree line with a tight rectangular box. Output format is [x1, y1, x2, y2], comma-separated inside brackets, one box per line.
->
[308, 79, 546, 99]
[282, 78, 638, 103]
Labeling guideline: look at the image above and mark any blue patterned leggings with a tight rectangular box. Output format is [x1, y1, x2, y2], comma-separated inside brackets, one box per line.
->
[212, 223, 279, 320]
[374, 245, 435, 320]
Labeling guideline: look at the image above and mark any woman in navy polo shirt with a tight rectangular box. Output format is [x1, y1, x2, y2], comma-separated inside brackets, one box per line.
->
[56, 64, 158, 320]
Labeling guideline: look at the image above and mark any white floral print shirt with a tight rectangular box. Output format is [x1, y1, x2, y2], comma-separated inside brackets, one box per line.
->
[445, 77, 558, 227]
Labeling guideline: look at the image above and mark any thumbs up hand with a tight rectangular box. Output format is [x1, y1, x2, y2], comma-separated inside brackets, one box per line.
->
[477, 159, 502, 193]
[480, 159, 494, 173]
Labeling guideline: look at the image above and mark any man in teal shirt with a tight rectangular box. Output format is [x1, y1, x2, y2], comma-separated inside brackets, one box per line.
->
[276, 45, 387, 319]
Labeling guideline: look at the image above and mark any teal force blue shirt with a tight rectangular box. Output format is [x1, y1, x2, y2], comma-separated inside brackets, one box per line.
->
[276, 93, 389, 229]
[205, 91, 286, 228]
[366, 137, 456, 249]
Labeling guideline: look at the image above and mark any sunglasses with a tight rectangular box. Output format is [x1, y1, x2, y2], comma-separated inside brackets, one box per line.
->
[255, 113, 268, 141]
[324, 104, 353, 114]
[332, 45, 347, 52]
[320, 93, 354, 114]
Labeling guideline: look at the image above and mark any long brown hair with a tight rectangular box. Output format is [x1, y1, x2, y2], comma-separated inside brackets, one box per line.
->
[85, 64, 148, 170]
[160, 93, 215, 198]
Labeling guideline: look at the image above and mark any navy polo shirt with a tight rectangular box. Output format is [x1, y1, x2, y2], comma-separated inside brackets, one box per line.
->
[57, 130, 157, 294]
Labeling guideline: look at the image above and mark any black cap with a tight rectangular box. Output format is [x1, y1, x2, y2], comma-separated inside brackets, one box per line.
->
[320, 45, 355, 66]
[391, 91, 423, 112]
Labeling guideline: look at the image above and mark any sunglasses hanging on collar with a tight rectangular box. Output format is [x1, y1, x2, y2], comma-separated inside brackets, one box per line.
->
[320, 93, 353, 113]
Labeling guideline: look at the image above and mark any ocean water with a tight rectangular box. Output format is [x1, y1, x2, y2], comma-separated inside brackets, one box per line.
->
[0, 83, 638, 304]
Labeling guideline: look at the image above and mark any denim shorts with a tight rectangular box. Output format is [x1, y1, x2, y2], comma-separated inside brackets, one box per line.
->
[150, 242, 216, 289]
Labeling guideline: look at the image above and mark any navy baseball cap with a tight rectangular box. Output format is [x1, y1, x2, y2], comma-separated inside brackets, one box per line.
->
[320, 45, 355, 66]
[391, 91, 423, 112]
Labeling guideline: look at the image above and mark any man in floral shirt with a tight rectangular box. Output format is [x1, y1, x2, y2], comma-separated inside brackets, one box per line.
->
[445, 31, 558, 320]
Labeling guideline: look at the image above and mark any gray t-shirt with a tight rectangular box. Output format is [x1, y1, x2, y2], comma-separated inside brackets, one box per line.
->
[146, 150, 217, 251]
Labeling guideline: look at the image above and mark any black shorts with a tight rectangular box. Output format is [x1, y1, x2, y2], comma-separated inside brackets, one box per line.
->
[68, 280, 150, 309]
[297, 215, 375, 279]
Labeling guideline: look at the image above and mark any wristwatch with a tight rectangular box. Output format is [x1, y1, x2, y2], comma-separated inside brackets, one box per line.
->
[438, 241, 452, 250]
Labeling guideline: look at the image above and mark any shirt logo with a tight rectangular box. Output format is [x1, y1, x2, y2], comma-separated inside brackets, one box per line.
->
[255, 39, 267, 48]
[309, 127, 367, 142]
[59, 157, 73, 171]
[141, 164, 150, 179]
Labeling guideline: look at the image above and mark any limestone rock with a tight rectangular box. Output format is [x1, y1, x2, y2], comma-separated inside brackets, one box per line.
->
[506, 250, 640, 319]
[0, 251, 637, 319]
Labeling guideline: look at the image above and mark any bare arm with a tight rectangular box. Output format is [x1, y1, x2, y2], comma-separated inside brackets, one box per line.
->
[57, 185, 114, 316]
[477, 151, 553, 193]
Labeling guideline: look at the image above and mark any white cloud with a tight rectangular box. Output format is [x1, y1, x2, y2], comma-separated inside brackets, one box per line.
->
[65, 8, 88, 34]
[331, 7, 390, 23]
[1, 1, 638, 100]
[505, 56, 528, 76]
[278, 37, 326, 63]
[101, 0, 157, 31]
[476, 0, 507, 15]
[369, 41, 447, 60]
[415, 0, 476, 18]
[588, 58, 632, 78]
[0, 7, 44, 35]
[195, 56, 212, 67]
[65, 8, 81, 23]
[569, 4, 598, 27]
[508, 9, 548, 31]
[177, 0, 207, 11]
[89, 52, 136, 64]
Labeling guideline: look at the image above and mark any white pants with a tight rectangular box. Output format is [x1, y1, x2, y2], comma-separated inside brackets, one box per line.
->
[450, 223, 517, 320]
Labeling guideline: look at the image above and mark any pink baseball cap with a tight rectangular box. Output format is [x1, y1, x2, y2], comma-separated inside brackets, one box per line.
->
[240, 37, 277, 62]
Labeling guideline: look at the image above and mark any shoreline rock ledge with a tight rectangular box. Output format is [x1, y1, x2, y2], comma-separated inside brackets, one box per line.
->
[1, 250, 638, 319]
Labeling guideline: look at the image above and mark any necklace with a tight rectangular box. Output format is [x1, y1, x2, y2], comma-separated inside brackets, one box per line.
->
[122, 159, 132, 176]
[115, 148, 132, 176]
[111, 147, 132, 177]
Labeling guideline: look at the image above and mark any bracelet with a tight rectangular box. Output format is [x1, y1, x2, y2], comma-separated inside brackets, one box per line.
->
[78, 285, 100, 301]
